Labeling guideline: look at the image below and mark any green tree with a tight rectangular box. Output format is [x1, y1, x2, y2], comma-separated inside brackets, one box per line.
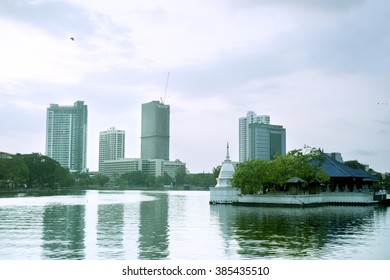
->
[18, 153, 72, 188]
[382, 173, 390, 191]
[175, 165, 187, 186]
[74, 171, 92, 188]
[156, 172, 173, 187]
[0, 152, 29, 188]
[232, 159, 270, 194]
[232, 146, 329, 194]
[145, 175, 156, 187]
[344, 160, 367, 170]
[213, 166, 221, 182]
[120, 171, 148, 187]
[187, 173, 215, 187]
[93, 173, 110, 188]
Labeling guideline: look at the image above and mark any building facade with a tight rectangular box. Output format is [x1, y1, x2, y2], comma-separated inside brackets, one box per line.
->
[46, 101, 87, 171]
[141, 100, 170, 160]
[101, 158, 143, 182]
[239, 111, 270, 162]
[99, 127, 125, 173]
[248, 123, 286, 160]
[101, 158, 185, 182]
[239, 111, 285, 162]
[143, 159, 186, 178]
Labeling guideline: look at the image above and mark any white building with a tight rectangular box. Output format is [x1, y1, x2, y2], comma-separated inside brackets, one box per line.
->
[101, 158, 186, 183]
[210, 144, 241, 204]
[99, 127, 125, 173]
[46, 101, 88, 172]
[239, 111, 270, 162]
[142, 159, 185, 178]
[101, 158, 142, 182]
[239, 111, 286, 162]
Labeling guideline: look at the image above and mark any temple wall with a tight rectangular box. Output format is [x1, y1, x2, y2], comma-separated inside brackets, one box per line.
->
[236, 192, 375, 205]
[209, 187, 240, 204]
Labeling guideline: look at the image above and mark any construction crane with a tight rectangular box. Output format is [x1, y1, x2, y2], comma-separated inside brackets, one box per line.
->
[160, 72, 170, 104]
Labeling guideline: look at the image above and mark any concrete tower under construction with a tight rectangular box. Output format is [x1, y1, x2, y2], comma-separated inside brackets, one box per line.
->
[140, 100, 170, 160]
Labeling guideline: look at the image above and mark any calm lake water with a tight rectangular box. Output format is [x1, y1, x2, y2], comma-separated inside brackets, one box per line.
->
[0, 190, 389, 260]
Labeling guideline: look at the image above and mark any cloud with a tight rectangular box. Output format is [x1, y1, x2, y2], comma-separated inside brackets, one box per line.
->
[1, 0, 389, 173]
[0, 18, 89, 87]
[0, 0, 94, 37]
[225, 0, 366, 11]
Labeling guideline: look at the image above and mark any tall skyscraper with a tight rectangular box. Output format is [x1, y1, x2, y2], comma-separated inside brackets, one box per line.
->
[239, 111, 285, 162]
[99, 127, 125, 172]
[239, 111, 270, 162]
[248, 123, 286, 160]
[46, 101, 88, 171]
[141, 100, 170, 160]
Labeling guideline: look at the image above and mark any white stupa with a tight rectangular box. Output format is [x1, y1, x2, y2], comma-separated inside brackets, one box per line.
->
[209, 143, 241, 204]
[215, 143, 235, 187]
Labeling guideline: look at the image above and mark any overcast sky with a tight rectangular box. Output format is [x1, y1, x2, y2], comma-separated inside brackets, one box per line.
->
[1, 0, 389, 173]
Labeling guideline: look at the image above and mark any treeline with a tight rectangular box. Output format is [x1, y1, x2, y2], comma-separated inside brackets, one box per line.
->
[0, 152, 74, 189]
[112, 166, 219, 189]
[0, 151, 220, 190]
[0, 152, 113, 189]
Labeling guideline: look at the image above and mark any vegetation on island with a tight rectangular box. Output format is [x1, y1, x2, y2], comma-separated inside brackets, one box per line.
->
[232, 146, 389, 194]
[231, 147, 330, 194]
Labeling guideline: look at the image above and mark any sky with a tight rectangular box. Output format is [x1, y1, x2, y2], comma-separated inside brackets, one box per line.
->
[0, 0, 389, 174]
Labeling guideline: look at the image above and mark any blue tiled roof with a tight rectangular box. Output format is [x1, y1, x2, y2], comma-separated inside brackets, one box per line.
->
[311, 153, 378, 181]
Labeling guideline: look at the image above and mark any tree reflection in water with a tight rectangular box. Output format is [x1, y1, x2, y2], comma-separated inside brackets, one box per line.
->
[210, 205, 374, 259]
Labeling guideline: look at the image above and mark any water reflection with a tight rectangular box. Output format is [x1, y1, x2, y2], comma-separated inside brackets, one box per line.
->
[96, 204, 125, 259]
[42, 204, 85, 259]
[138, 192, 169, 259]
[0, 191, 389, 259]
[210, 205, 376, 259]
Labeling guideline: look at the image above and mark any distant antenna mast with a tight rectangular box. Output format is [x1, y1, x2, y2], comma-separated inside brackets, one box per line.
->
[161, 72, 170, 104]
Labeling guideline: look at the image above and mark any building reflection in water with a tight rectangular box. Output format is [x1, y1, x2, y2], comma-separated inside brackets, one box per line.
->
[41, 204, 85, 259]
[138, 192, 169, 259]
[84, 190, 141, 259]
[83, 190, 169, 259]
[210, 205, 375, 259]
[96, 203, 125, 259]
[22, 191, 385, 259]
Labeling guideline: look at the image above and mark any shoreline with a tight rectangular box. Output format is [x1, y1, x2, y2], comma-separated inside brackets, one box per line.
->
[210, 187, 390, 207]
[0, 186, 208, 198]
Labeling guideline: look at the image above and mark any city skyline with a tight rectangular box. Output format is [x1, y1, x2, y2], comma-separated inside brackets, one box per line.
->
[99, 100, 185, 181]
[1, 1, 389, 173]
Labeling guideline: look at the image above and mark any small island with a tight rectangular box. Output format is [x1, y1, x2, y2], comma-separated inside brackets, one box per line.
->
[210, 145, 388, 206]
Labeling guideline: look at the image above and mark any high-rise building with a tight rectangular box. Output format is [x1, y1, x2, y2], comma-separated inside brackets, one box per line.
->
[239, 111, 270, 162]
[99, 127, 125, 172]
[46, 101, 88, 171]
[239, 111, 285, 161]
[248, 123, 286, 160]
[141, 100, 170, 160]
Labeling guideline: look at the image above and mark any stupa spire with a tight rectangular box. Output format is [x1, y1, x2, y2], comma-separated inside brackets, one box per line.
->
[226, 142, 230, 161]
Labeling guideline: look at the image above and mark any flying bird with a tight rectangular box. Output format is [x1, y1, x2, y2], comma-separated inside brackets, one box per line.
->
[70, 37, 74, 41]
